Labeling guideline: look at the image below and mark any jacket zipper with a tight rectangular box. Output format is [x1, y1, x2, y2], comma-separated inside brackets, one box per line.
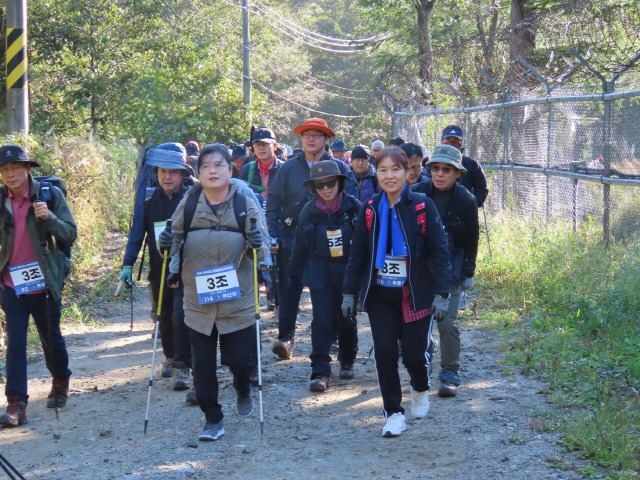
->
[396, 198, 417, 311]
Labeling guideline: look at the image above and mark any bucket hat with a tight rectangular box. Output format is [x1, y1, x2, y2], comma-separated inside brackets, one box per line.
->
[425, 145, 467, 172]
[293, 118, 335, 138]
[302, 160, 348, 187]
[0, 145, 39, 167]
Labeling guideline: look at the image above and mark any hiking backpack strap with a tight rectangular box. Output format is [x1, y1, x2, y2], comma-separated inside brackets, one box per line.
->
[246, 161, 265, 192]
[183, 183, 248, 241]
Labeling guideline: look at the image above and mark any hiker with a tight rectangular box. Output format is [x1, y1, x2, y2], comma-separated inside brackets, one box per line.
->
[342, 146, 452, 438]
[413, 144, 479, 397]
[159, 143, 268, 442]
[239, 126, 285, 311]
[370, 140, 384, 164]
[120, 143, 193, 391]
[350, 145, 379, 203]
[0, 145, 77, 427]
[331, 139, 348, 163]
[266, 117, 357, 360]
[432, 125, 488, 208]
[401, 142, 428, 186]
[287, 161, 361, 391]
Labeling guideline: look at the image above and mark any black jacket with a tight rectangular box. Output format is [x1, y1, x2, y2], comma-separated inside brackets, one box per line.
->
[426, 155, 488, 207]
[412, 180, 479, 284]
[266, 152, 357, 248]
[343, 187, 452, 311]
[123, 186, 188, 279]
[288, 193, 361, 290]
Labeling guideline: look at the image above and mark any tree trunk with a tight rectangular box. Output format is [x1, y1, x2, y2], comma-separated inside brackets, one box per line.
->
[415, 0, 437, 83]
[509, 0, 536, 81]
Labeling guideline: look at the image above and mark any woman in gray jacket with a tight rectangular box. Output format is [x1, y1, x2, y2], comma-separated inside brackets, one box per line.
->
[162, 143, 268, 442]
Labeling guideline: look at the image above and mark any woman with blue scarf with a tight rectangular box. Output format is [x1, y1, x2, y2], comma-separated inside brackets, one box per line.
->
[342, 146, 452, 438]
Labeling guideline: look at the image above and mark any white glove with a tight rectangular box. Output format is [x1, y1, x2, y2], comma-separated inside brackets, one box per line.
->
[463, 277, 474, 290]
[432, 294, 450, 321]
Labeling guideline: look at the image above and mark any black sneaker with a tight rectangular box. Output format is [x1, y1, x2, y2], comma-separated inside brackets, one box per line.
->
[309, 375, 330, 392]
[199, 421, 224, 441]
[438, 382, 458, 397]
[339, 362, 355, 380]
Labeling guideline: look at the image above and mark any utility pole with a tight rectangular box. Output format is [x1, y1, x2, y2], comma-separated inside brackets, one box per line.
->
[242, 0, 251, 124]
[6, 0, 29, 134]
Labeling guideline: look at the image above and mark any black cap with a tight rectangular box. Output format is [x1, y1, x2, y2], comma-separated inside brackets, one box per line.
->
[350, 145, 370, 161]
[0, 145, 39, 167]
[252, 127, 276, 145]
[442, 125, 463, 140]
[231, 145, 248, 159]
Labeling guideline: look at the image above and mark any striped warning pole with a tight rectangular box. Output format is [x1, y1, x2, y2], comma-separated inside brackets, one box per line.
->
[6, 0, 29, 134]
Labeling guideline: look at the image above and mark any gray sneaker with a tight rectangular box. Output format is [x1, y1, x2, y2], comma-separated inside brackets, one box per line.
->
[236, 393, 254, 417]
[173, 368, 190, 391]
[161, 358, 174, 378]
[199, 421, 224, 441]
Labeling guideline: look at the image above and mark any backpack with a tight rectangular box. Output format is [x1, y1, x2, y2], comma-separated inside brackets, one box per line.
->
[182, 182, 248, 241]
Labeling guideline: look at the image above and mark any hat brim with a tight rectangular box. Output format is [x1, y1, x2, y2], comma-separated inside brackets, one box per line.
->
[442, 134, 463, 140]
[425, 157, 466, 173]
[0, 159, 40, 168]
[252, 138, 276, 145]
[302, 173, 348, 187]
[293, 124, 336, 138]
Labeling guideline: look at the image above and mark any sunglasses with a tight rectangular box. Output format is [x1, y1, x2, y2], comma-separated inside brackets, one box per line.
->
[313, 179, 337, 190]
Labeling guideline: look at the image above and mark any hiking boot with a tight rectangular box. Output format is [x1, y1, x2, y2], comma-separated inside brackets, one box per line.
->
[46, 376, 70, 408]
[161, 358, 174, 378]
[339, 362, 355, 380]
[309, 374, 330, 392]
[173, 368, 190, 391]
[266, 288, 276, 312]
[185, 388, 198, 406]
[198, 420, 225, 441]
[382, 412, 406, 438]
[438, 382, 458, 397]
[236, 392, 254, 417]
[410, 387, 429, 418]
[0, 398, 27, 427]
[272, 338, 294, 359]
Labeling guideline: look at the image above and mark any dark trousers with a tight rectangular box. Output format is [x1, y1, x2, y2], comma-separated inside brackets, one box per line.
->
[367, 285, 432, 417]
[309, 281, 358, 377]
[149, 271, 174, 359]
[275, 247, 302, 340]
[1, 287, 71, 404]
[189, 323, 255, 424]
[171, 285, 191, 368]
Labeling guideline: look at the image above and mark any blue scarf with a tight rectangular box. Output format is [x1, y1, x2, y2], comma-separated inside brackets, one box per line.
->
[375, 187, 408, 269]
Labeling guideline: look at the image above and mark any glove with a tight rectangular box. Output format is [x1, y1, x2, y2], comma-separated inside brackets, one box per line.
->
[167, 272, 181, 287]
[463, 277, 474, 290]
[120, 266, 132, 286]
[247, 224, 262, 249]
[287, 276, 302, 292]
[341, 294, 355, 318]
[432, 294, 450, 321]
[158, 228, 174, 254]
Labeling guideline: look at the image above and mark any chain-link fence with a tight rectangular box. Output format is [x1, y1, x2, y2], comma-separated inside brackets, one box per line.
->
[391, 61, 640, 245]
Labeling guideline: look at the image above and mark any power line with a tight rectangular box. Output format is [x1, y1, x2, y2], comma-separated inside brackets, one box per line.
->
[250, 77, 366, 118]
[301, 72, 367, 92]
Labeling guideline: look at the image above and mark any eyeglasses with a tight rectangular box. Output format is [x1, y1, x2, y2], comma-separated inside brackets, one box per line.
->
[301, 133, 325, 140]
[313, 179, 337, 190]
[199, 161, 229, 172]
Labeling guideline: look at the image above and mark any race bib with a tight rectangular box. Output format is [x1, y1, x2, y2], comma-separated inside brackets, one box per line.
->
[375, 255, 407, 288]
[9, 261, 45, 294]
[154, 221, 167, 249]
[194, 264, 241, 305]
[326, 229, 343, 257]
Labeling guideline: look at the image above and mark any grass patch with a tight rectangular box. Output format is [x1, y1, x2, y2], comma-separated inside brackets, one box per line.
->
[477, 214, 640, 479]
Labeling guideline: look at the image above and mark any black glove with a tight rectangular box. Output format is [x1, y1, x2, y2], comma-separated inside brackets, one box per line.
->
[158, 229, 174, 254]
[247, 224, 262, 249]
[167, 272, 181, 287]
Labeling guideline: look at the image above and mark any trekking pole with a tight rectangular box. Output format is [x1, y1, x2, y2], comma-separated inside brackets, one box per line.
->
[251, 219, 264, 435]
[144, 220, 171, 435]
[137, 235, 148, 282]
[270, 238, 280, 310]
[481, 206, 493, 264]
[126, 279, 134, 331]
[0, 453, 26, 480]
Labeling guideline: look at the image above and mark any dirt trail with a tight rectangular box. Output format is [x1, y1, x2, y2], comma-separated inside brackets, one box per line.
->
[0, 285, 585, 480]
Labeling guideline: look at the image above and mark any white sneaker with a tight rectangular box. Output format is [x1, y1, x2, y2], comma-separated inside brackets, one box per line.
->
[382, 412, 406, 437]
[411, 388, 429, 418]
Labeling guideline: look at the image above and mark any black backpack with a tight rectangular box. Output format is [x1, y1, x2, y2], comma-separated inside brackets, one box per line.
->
[182, 182, 248, 241]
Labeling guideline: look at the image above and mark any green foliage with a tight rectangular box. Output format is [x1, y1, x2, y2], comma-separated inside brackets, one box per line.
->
[477, 214, 640, 477]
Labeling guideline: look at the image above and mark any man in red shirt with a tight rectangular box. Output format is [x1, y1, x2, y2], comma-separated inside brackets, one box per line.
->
[0, 145, 77, 427]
